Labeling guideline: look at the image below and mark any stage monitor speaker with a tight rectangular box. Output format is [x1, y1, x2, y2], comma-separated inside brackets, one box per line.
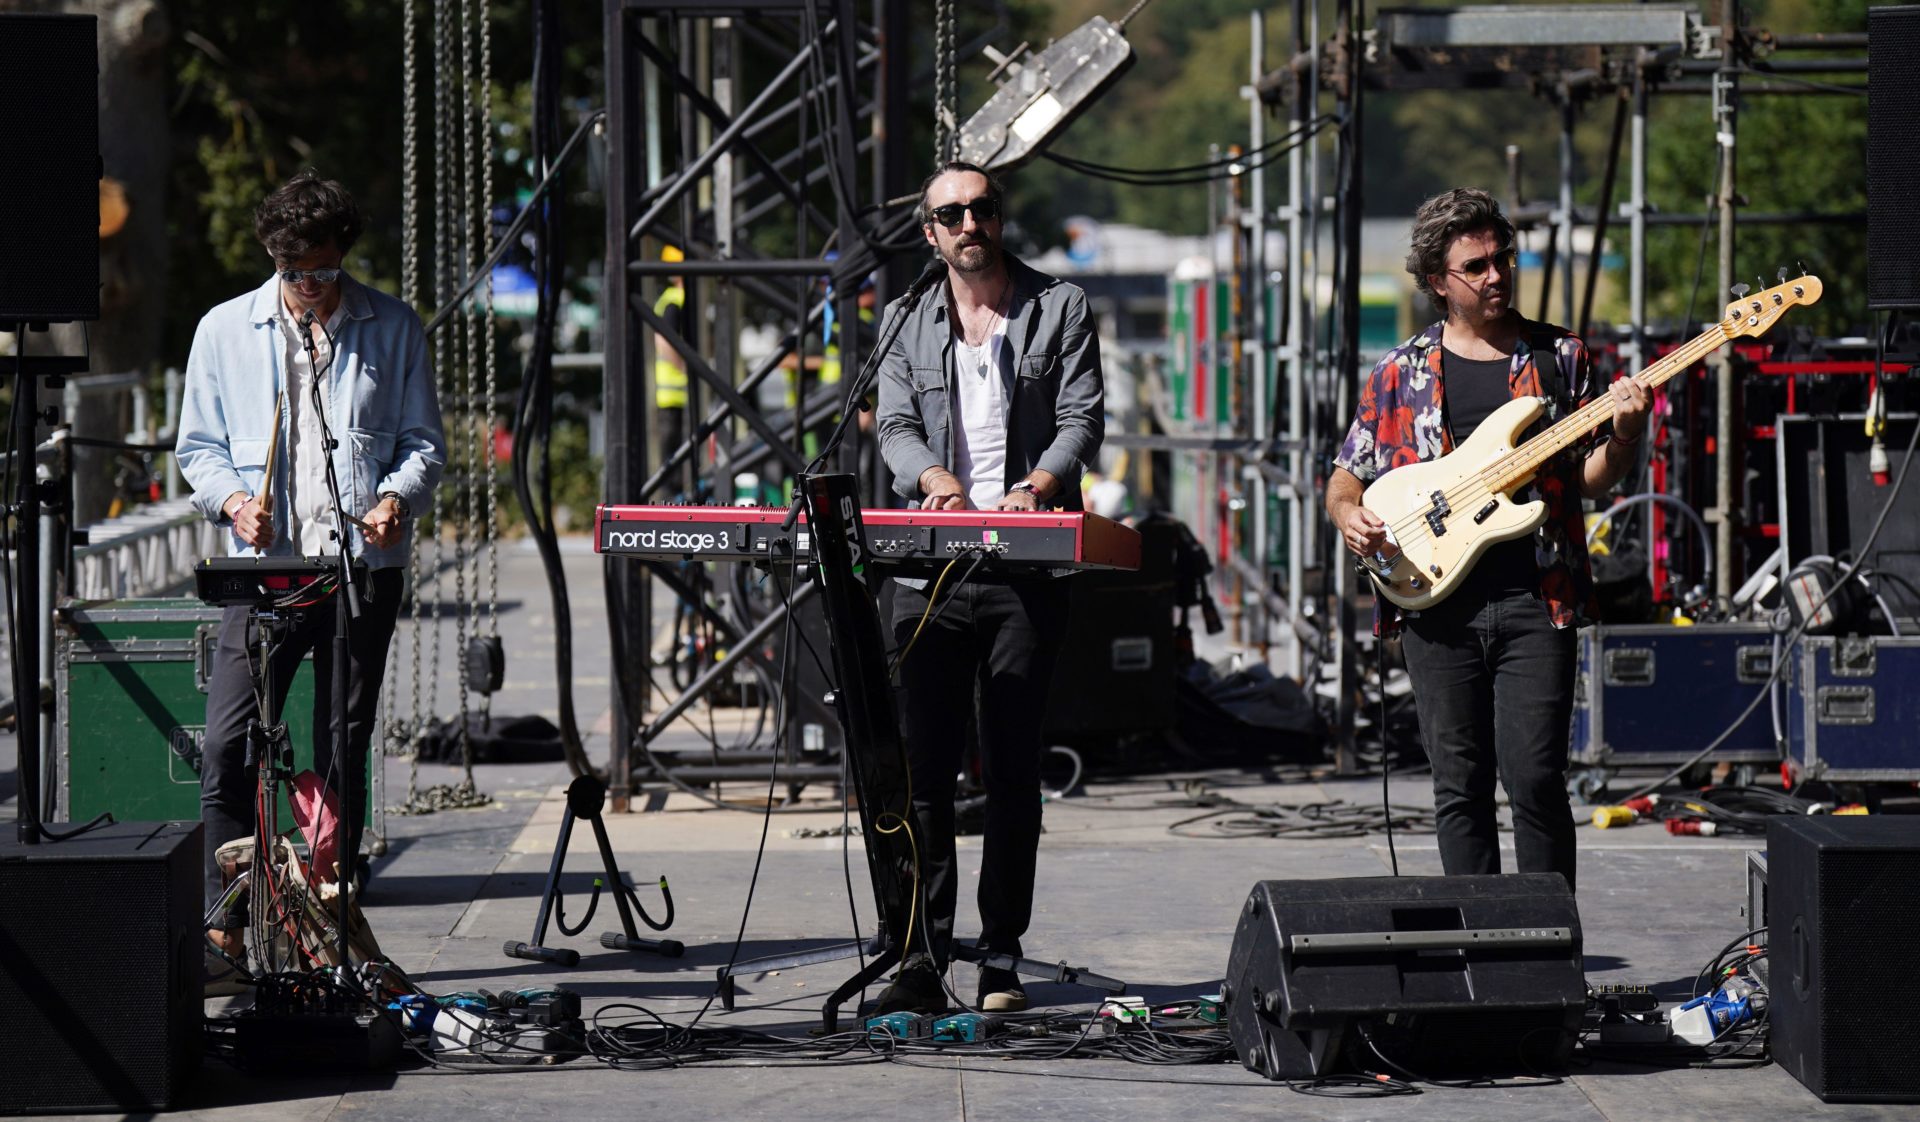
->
[1223, 874, 1585, 1081]
[1868, 6, 1920, 311]
[0, 821, 203, 1113]
[0, 13, 100, 323]
[1767, 815, 1920, 1104]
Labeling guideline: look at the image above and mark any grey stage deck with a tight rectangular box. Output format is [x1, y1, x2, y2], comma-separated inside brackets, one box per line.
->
[2, 540, 1906, 1121]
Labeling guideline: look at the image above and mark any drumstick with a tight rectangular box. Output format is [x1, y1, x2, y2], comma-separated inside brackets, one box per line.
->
[259, 393, 283, 516]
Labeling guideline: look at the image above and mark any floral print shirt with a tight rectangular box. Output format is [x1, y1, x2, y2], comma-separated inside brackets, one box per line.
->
[1333, 317, 1603, 631]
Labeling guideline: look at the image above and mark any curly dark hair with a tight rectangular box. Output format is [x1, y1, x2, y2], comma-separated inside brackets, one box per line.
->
[1405, 187, 1514, 314]
[253, 170, 365, 263]
[916, 160, 1006, 227]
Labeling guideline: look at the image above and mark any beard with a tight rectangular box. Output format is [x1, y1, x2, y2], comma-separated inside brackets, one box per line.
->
[1449, 284, 1510, 324]
[941, 235, 999, 275]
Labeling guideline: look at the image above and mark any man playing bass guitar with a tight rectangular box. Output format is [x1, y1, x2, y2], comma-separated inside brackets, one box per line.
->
[1324, 187, 1648, 892]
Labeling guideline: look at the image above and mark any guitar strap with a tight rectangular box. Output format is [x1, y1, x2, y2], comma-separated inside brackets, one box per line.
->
[1526, 323, 1576, 419]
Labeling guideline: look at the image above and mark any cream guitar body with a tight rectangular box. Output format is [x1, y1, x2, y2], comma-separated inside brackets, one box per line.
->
[1352, 274, 1823, 612]
[1360, 395, 1550, 612]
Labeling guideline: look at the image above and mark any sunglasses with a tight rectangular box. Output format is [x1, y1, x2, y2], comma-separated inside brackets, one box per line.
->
[1449, 248, 1518, 280]
[279, 267, 343, 286]
[927, 196, 1001, 228]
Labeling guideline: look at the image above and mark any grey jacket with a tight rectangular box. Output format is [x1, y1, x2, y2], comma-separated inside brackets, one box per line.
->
[876, 254, 1103, 510]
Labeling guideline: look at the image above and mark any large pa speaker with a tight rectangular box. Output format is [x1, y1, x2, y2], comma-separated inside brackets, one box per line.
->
[0, 13, 99, 323]
[0, 821, 203, 1113]
[1868, 6, 1920, 311]
[1223, 874, 1585, 1081]
[1767, 815, 1920, 1104]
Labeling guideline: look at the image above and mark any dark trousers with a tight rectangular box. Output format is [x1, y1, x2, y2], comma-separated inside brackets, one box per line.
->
[892, 577, 1071, 966]
[200, 567, 405, 918]
[1397, 584, 1579, 890]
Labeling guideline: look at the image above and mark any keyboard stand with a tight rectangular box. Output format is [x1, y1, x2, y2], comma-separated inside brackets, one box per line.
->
[712, 473, 1126, 1031]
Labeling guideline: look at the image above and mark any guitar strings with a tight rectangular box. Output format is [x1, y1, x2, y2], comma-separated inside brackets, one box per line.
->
[1374, 321, 1735, 555]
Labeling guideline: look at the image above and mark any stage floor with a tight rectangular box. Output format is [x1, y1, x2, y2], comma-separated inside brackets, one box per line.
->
[4, 539, 1910, 1120]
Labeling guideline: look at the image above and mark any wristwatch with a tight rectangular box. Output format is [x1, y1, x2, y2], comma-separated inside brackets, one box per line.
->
[1009, 480, 1041, 499]
[379, 491, 411, 520]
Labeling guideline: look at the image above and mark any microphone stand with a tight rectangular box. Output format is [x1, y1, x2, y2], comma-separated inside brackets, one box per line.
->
[802, 259, 945, 481]
[297, 307, 364, 984]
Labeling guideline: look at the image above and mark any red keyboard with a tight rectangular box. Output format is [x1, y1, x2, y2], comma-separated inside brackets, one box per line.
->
[595, 504, 1140, 571]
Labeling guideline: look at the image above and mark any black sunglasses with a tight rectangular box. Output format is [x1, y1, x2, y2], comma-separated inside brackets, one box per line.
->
[927, 197, 1001, 228]
[1449, 247, 1518, 280]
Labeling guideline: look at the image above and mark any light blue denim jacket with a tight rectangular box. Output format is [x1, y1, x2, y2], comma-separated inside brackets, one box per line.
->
[175, 273, 445, 569]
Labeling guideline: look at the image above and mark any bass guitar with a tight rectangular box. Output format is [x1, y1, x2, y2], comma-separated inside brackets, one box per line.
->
[1360, 274, 1822, 610]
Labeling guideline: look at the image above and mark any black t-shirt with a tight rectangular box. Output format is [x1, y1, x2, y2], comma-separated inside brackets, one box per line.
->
[1441, 347, 1536, 592]
[1441, 347, 1513, 443]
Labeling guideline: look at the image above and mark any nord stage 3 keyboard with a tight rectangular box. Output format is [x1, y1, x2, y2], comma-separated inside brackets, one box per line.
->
[595, 504, 1141, 572]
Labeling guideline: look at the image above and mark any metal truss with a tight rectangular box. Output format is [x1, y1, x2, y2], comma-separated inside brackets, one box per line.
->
[600, 0, 917, 809]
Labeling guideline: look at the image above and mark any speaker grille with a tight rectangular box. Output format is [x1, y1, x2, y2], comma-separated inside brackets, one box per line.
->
[1819, 848, 1920, 1095]
[1869, 7, 1920, 310]
[0, 13, 99, 322]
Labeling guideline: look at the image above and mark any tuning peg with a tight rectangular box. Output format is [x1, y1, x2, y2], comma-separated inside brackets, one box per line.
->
[1731, 282, 1751, 298]
[1777, 267, 1789, 284]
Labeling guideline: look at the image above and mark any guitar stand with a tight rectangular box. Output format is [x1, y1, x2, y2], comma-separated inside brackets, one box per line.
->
[504, 774, 684, 967]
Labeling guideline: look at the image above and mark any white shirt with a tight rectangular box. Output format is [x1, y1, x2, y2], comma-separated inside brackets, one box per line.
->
[277, 302, 347, 557]
[952, 314, 1010, 510]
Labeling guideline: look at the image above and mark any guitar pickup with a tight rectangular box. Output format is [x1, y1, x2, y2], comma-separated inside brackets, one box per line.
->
[1473, 499, 1499, 524]
[1423, 491, 1452, 537]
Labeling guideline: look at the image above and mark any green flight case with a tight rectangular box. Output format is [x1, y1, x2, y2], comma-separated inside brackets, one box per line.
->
[54, 598, 376, 836]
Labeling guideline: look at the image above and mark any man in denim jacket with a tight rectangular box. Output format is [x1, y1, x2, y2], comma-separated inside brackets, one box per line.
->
[874, 161, 1103, 1015]
[176, 171, 444, 963]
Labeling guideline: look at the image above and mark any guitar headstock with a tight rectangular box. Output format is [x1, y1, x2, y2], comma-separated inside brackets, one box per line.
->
[1720, 275, 1822, 340]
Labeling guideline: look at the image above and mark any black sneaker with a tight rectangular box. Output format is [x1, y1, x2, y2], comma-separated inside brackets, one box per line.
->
[873, 956, 946, 1016]
[976, 965, 1027, 1012]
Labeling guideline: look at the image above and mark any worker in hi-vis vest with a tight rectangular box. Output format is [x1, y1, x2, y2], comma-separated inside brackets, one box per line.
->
[652, 245, 691, 492]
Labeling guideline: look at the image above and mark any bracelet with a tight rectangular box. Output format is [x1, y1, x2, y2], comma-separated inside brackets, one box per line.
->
[1609, 432, 1641, 449]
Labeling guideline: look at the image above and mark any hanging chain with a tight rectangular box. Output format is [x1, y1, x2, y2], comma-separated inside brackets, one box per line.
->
[403, 0, 454, 812]
[397, 0, 487, 815]
[453, 0, 478, 781]
[479, 0, 501, 673]
[387, 0, 421, 761]
[935, 0, 956, 162]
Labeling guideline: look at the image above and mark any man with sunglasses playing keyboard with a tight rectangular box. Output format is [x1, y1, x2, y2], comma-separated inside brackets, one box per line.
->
[875, 160, 1104, 1015]
[1324, 187, 1648, 893]
[176, 170, 445, 980]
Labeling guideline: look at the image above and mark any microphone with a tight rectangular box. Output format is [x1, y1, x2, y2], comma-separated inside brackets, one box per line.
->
[906, 257, 946, 304]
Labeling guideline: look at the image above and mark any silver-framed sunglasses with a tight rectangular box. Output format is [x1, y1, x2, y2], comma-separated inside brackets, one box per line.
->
[278, 267, 342, 285]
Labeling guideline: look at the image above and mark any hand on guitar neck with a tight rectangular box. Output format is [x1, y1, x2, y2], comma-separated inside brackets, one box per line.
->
[1328, 273, 1822, 611]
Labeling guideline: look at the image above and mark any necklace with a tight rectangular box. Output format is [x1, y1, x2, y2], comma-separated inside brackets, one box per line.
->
[954, 284, 1010, 373]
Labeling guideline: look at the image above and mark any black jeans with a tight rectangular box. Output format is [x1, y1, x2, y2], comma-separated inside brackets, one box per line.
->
[200, 566, 405, 918]
[1397, 584, 1579, 890]
[892, 577, 1071, 966]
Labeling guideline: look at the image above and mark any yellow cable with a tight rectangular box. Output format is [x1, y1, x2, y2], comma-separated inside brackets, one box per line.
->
[871, 812, 920, 972]
[887, 556, 963, 679]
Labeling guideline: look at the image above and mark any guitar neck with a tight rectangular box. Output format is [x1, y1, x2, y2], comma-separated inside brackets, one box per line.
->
[1489, 324, 1731, 492]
